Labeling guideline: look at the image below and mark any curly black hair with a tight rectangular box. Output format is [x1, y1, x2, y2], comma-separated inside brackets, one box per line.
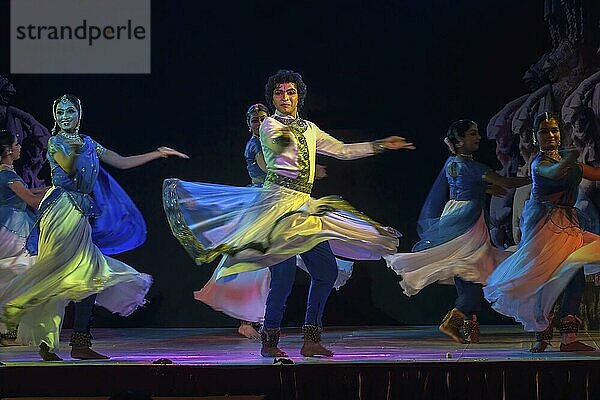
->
[264, 69, 307, 112]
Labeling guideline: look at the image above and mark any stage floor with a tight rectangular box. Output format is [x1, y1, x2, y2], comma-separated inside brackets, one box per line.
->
[2, 326, 600, 399]
[1, 325, 600, 365]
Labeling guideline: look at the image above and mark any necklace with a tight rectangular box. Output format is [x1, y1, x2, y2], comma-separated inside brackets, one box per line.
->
[0, 163, 14, 171]
[457, 153, 474, 160]
[58, 130, 82, 142]
[542, 149, 561, 162]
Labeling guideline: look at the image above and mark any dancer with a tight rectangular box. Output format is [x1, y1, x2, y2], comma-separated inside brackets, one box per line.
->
[0, 94, 188, 361]
[484, 112, 600, 352]
[244, 103, 269, 186]
[385, 119, 530, 343]
[238, 103, 332, 339]
[0, 130, 47, 346]
[164, 69, 413, 357]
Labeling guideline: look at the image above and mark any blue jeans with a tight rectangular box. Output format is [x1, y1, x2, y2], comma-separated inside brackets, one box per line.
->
[264, 241, 338, 329]
[73, 294, 96, 334]
[454, 277, 482, 317]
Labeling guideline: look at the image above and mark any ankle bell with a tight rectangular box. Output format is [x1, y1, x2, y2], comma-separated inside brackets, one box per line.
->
[69, 331, 92, 348]
[302, 325, 322, 343]
[260, 328, 281, 348]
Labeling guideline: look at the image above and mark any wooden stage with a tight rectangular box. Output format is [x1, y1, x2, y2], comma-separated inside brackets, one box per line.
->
[1, 326, 600, 399]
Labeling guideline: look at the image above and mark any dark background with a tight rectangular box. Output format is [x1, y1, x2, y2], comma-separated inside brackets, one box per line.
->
[0, 0, 548, 328]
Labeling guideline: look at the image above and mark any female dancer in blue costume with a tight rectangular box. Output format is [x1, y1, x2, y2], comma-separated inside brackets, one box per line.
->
[0, 94, 188, 361]
[164, 69, 414, 357]
[484, 112, 600, 352]
[0, 130, 47, 346]
[244, 103, 269, 186]
[385, 120, 530, 343]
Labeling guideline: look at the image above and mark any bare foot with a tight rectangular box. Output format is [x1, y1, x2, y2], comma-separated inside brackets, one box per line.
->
[261, 345, 288, 358]
[1, 338, 25, 347]
[560, 341, 596, 352]
[300, 341, 334, 357]
[71, 346, 110, 360]
[238, 323, 261, 340]
[530, 340, 551, 353]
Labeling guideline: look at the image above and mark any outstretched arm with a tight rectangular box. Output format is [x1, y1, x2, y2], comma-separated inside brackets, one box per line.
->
[484, 171, 531, 189]
[316, 125, 415, 160]
[101, 147, 189, 170]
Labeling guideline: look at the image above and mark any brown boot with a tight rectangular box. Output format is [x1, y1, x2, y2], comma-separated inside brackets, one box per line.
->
[439, 308, 467, 344]
[260, 328, 287, 357]
[69, 331, 110, 360]
[300, 325, 334, 357]
[559, 315, 596, 352]
[463, 315, 480, 344]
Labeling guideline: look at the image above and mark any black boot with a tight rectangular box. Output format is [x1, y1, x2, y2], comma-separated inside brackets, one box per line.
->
[260, 328, 287, 357]
[300, 325, 333, 357]
[39, 342, 63, 361]
[70, 331, 110, 360]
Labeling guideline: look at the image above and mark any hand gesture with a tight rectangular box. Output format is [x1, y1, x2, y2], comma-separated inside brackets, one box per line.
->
[379, 136, 416, 150]
[157, 147, 190, 159]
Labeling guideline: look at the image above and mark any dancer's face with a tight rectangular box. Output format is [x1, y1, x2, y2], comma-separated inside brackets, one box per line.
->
[457, 124, 481, 154]
[247, 110, 268, 136]
[272, 82, 298, 117]
[536, 119, 561, 151]
[2, 138, 20, 161]
[54, 100, 80, 133]
[9, 139, 21, 161]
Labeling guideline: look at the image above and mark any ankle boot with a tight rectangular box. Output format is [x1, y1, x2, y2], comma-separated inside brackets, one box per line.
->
[70, 331, 110, 360]
[559, 315, 596, 352]
[300, 325, 333, 357]
[260, 328, 287, 357]
[439, 308, 467, 344]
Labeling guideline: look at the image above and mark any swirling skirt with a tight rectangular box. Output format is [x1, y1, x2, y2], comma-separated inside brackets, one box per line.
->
[0, 189, 152, 350]
[484, 206, 600, 331]
[385, 200, 510, 296]
[163, 179, 398, 321]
